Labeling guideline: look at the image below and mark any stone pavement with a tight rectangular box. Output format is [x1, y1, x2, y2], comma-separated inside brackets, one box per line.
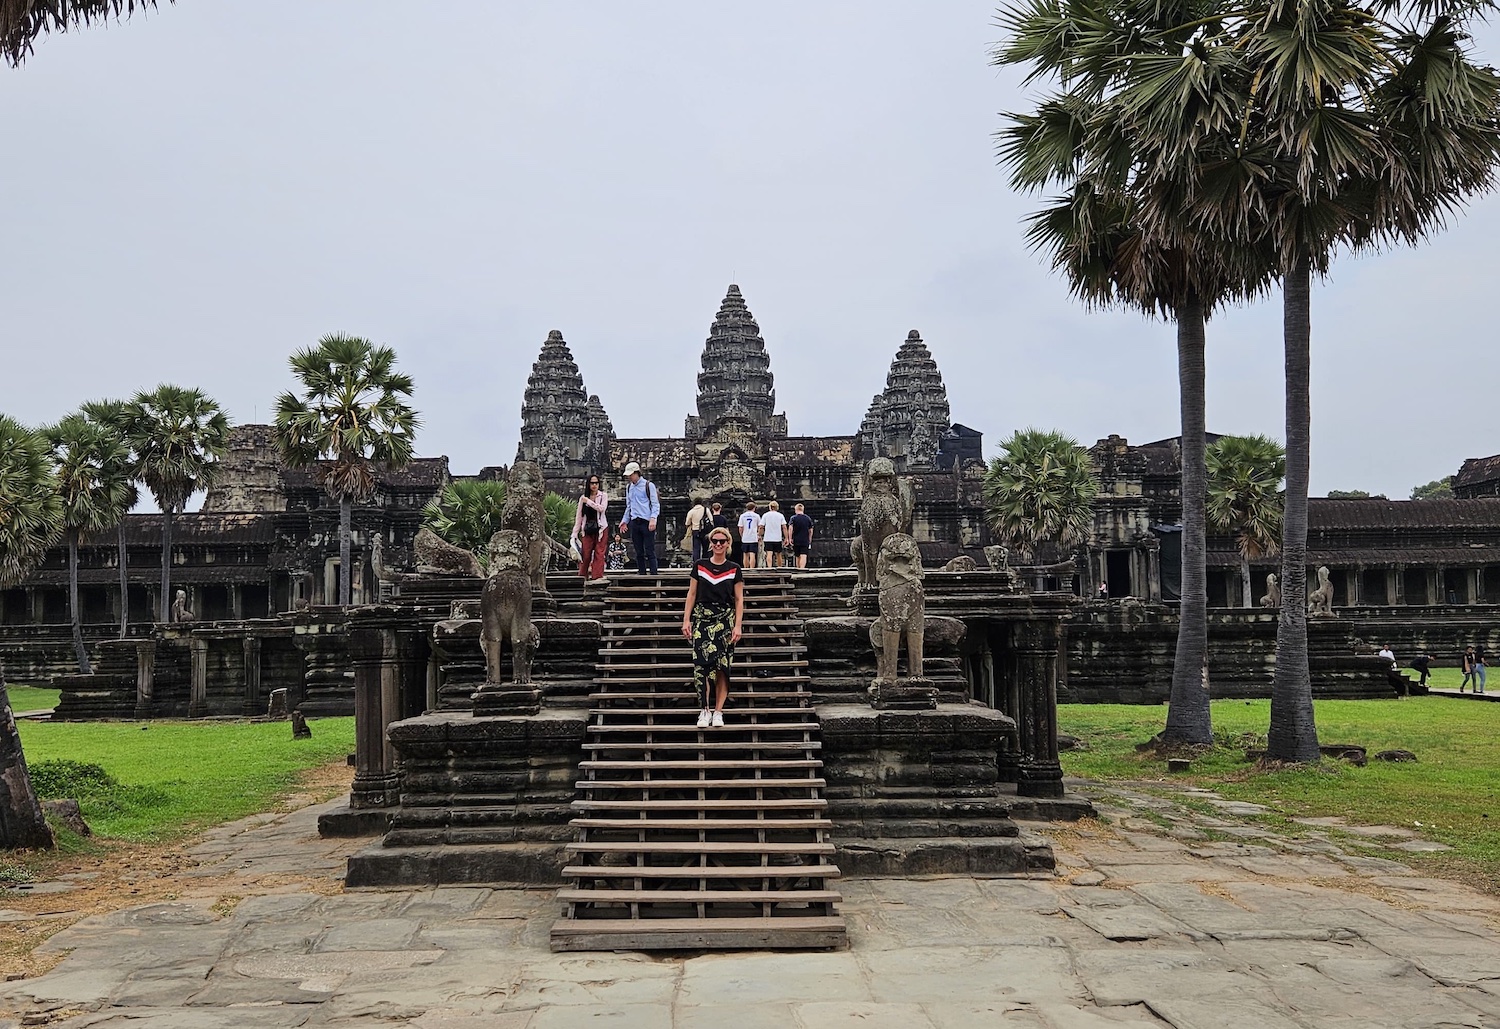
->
[4, 781, 1500, 1029]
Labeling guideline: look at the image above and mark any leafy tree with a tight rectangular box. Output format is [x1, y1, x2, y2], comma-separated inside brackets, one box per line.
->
[1326, 489, 1382, 499]
[43, 415, 133, 673]
[79, 400, 142, 638]
[275, 335, 418, 608]
[2, 0, 164, 67]
[423, 480, 508, 557]
[120, 385, 231, 622]
[982, 429, 1099, 561]
[0, 415, 63, 589]
[1207, 435, 1285, 608]
[424, 480, 575, 570]
[0, 416, 61, 851]
[1411, 478, 1454, 501]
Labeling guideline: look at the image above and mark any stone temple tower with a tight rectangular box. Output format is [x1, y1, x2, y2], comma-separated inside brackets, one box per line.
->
[516, 329, 615, 481]
[860, 330, 952, 472]
[684, 285, 788, 440]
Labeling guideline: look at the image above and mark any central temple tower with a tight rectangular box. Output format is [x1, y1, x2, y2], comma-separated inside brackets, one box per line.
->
[684, 285, 788, 440]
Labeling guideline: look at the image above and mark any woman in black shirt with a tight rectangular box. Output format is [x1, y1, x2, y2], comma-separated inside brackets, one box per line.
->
[681, 526, 745, 728]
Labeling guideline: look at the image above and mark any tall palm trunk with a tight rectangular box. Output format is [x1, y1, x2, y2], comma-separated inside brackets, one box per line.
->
[1268, 254, 1321, 762]
[0, 671, 54, 850]
[1241, 553, 1253, 608]
[68, 528, 91, 674]
[159, 504, 173, 623]
[339, 495, 353, 607]
[116, 522, 129, 638]
[1163, 298, 1212, 744]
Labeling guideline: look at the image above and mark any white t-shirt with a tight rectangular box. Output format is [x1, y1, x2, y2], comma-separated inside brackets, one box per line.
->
[738, 511, 761, 543]
[760, 510, 787, 543]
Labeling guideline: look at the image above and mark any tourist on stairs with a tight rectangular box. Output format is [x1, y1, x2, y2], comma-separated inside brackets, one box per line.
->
[620, 461, 660, 575]
[683, 527, 745, 729]
[572, 475, 609, 582]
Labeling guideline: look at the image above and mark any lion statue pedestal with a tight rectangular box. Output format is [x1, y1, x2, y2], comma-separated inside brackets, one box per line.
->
[471, 529, 542, 717]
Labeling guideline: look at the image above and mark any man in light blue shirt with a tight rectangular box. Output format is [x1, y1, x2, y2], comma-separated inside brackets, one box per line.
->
[620, 461, 660, 575]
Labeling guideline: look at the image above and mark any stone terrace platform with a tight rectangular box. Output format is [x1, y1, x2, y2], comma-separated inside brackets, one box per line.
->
[6, 784, 1500, 1028]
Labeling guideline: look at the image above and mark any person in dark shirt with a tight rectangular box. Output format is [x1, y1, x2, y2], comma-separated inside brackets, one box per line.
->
[681, 526, 744, 728]
[1409, 652, 1431, 689]
[789, 503, 815, 570]
[1475, 643, 1488, 694]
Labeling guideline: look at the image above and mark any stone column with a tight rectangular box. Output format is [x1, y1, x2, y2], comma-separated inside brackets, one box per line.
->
[242, 635, 263, 716]
[230, 585, 243, 621]
[347, 608, 420, 810]
[1394, 564, 1406, 605]
[134, 639, 157, 719]
[1011, 618, 1065, 798]
[188, 635, 208, 718]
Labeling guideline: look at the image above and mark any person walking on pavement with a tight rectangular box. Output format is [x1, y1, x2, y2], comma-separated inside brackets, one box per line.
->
[1475, 642, 1488, 694]
[620, 461, 660, 575]
[1461, 646, 1476, 692]
[682, 526, 745, 729]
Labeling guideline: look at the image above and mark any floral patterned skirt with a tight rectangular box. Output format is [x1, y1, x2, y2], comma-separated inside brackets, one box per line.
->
[690, 603, 737, 706]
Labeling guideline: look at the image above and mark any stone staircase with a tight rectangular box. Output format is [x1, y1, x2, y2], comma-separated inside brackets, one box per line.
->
[550, 571, 847, 952]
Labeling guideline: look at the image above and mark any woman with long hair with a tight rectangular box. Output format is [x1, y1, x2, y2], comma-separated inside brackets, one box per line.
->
[681, 525, 745, 728]
[572, 474, 609, 581]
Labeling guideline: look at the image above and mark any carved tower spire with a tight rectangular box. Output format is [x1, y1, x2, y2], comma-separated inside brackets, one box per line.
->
[685, 285, 788, 439]
[516, 329, 596, 479]
[871, 330, 951, 472]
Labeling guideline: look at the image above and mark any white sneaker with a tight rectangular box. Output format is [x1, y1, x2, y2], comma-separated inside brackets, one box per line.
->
[711, 711, 724, 728]
[696, 709, 712, 728]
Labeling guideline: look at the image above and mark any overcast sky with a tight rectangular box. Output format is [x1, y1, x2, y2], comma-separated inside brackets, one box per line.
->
[4, 2, 1497, 501]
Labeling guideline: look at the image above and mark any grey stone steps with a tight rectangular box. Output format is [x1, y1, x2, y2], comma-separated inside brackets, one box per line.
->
[565, 840, 835, 855]
[581, 740, 821, 752]
[579, 758, 823, 771]
[573, 797, 826, 811]
[584, 722, 817, 734]
[569, 818, 832, 831]
[587, 705, 814, 716]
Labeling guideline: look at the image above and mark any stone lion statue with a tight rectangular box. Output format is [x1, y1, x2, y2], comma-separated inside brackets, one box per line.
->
[413, 527, 482, 577]
[1308, 566, 1335, 617]
[850, 457, 915, 589]
[501, 460, 549, 591]
[868, 532, 925, 682]
[1260, 572, 1280, 609]
[171, 588, 194, 623]
[481, 529, 539, 686]
[942, 555, 977, 572]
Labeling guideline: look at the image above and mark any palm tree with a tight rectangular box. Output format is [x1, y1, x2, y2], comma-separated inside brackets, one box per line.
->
[43, 415, 134, 673]
[275, 335, 418, 607]
[994, 0, 1274, 745]
[1207, 435, 1285, 608]
[2, 0, 164, 66]
[982, 429, 1099, 562]
[79, 400, 141, 638]
[423, 480, 508, 557]
[120, 385, 231, 622]
[0, 415, 63, 588]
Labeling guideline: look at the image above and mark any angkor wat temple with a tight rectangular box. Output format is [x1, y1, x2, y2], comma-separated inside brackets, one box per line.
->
[8, 284, 1500, 702]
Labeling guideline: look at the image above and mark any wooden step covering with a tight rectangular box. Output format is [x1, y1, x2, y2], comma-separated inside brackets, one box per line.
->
[552, 572, 845, 952]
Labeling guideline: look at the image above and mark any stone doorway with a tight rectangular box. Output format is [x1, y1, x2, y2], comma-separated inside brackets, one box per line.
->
[1105, 550, 1132, 598]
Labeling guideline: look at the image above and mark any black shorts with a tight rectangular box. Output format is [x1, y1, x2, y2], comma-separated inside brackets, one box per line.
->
[763, 541, 783, 553]
[793, 542, 811, 556]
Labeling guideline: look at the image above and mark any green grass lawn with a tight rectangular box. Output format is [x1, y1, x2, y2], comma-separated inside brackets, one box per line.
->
[1059, 698, 1500, 884]
[16, 717, 355, 842]
[6, 686, 60, 714]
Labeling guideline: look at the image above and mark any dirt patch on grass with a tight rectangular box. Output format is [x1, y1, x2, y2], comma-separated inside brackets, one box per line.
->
[0, 760, 353, 980]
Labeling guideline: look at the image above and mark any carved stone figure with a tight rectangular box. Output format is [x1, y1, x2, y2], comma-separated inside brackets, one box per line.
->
[171, 589, 195, 623]
[413, 527, 482, 577]
[868, 533, 925, 682]
[481, 529, 539, 686]
[1308, 566, 1335, 617]
[984, 545, 1009, 571]
[501, 460, 549, 592]
[369, 533, 393, 585]
[942, 555, 978, 572]
[850, 457, 915, 589]
[1260, 572, 1281, 609]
